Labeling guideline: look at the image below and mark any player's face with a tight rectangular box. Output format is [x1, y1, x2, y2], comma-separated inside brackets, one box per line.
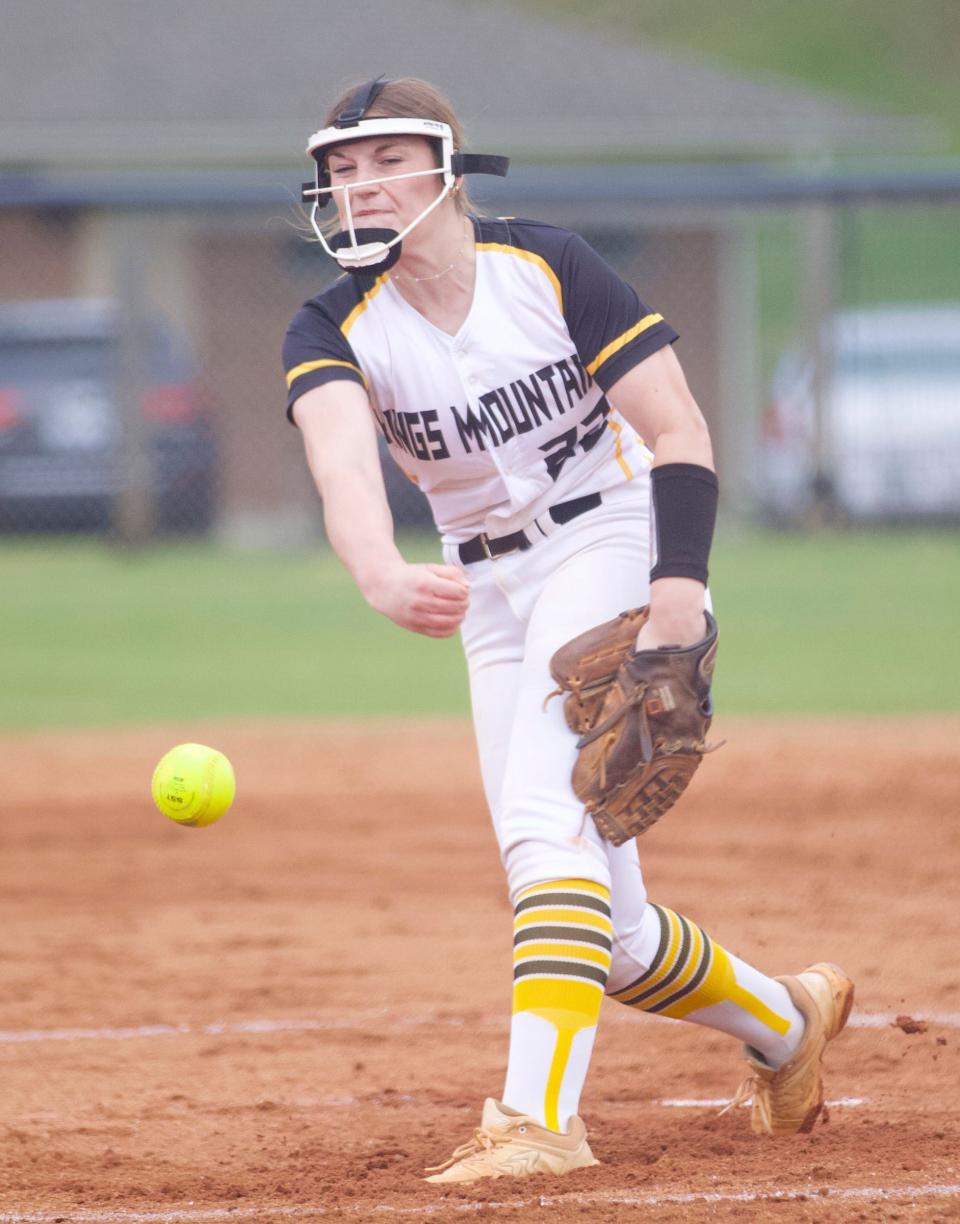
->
[325, 136, 444, 235]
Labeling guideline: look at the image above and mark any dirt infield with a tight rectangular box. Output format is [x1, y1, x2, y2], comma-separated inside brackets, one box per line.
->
[1, 716, 959, 1223]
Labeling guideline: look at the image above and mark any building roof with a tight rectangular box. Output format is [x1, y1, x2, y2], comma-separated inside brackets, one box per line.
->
[0, 0, 939, 169]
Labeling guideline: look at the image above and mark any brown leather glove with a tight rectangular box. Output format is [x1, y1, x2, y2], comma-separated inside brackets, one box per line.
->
[549, 607, 719, 844]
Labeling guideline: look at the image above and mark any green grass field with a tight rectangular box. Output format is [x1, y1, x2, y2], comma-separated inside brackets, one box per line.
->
[512, 0, 960, 151]
[2, 529, 957, 729]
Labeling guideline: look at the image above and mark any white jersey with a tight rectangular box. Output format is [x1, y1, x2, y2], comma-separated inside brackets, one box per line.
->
[283, 217, 678, 543]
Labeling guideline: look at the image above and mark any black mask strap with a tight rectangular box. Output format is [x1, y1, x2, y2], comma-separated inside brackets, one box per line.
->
[451, 153, 510, 178]
[335, 75, 388, 128]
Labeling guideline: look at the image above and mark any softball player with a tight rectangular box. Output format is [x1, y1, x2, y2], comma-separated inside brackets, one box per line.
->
[283, 76, 853, 1184]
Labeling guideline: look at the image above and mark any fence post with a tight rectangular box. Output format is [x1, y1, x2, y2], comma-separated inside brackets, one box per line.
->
[110, 212, 154, 549]
[716, 217, 759, 523]
[799, 202, 839, 521]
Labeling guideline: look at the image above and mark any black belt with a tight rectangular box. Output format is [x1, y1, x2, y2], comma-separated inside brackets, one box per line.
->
[458, 493, 602, 564]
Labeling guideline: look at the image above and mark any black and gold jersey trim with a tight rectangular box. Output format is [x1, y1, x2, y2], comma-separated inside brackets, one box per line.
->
[471, 216, 678, 392]
[281, 270, 385, 416]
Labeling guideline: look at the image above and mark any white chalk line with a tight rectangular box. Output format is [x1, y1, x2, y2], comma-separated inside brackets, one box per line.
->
[295, 1095, 868, 1112]
[105, 1091, 861, 1112]
[657, 1096, 867, 1108]
[0, 1014, 461, 1044]
[1, 1183, 959, 1221]
[1, 1010, 957, 1045]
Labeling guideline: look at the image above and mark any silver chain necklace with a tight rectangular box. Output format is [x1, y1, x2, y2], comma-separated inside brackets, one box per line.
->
[390, 228, 469, 285]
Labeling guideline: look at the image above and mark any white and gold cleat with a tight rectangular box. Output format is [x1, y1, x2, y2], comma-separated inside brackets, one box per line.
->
[725, 961, 855, 1136]
[424, 1098, 599, 1184]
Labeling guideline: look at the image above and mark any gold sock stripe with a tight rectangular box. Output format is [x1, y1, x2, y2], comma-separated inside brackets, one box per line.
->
[513, 977, 608, 1016]
[625, 915, 689, 1005]
[610, 905, 689, 1006]
[514, 907, 613, 934]
[611, 907, 715, 1012]
[639, 910, 693, 1002]
[514, 941, 613, 969]
[513, 883, 613, 989]
[643, 921, 711, 1014]
[517, 878, 611, 902]
[514, 920, 614, 976]
[513, 927, 613, 986]
[514, 923, 613, 950]
[514, 960, 609, 987]
[607, 903, 671, 1001]
[544, 1026, 576, 1132]
[515, 890, 612, 918]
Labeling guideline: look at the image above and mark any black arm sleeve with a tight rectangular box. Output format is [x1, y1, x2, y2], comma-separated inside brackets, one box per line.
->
[649, 463, 719, 586]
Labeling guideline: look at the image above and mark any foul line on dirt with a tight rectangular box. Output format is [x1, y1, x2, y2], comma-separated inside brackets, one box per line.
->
[1, 1183, 959, 1221]
[1, 1010, 957, 1044]
[657, 1096, 867, 1108]
[0, 1015, 434, 1044]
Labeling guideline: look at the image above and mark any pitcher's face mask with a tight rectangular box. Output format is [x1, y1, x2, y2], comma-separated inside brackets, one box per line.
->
[301, 77, 509, 276]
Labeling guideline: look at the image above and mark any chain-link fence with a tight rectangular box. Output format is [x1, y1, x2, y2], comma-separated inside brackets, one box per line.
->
[1, 167, 959, 544]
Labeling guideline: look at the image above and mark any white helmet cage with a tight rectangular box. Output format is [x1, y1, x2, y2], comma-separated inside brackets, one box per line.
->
[301, 76, 509, 275]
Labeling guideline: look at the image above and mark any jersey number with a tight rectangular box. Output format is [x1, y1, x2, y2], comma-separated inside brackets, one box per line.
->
[538, 398, 610, 482]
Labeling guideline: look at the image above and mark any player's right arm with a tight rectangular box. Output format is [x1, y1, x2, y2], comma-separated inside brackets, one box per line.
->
[292, 382, 469, 638]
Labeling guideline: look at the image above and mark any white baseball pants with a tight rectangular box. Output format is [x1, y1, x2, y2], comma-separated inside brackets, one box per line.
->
[443, 478, 805, 1100]
[444, 478, 661, 993]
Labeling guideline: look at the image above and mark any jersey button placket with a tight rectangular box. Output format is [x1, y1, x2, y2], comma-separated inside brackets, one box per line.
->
[454, 347, 515, 527]
[459, 360, 507, 475]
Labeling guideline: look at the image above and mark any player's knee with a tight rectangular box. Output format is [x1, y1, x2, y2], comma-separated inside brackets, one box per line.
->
[500, 829, 610, 902]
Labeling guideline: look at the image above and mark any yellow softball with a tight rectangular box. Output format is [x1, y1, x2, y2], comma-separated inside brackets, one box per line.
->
[151, 743, 235, 828]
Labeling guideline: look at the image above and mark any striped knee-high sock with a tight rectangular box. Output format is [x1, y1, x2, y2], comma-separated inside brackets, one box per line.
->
[609, 903, 804, 1067]
[502, 879, 613, 1132]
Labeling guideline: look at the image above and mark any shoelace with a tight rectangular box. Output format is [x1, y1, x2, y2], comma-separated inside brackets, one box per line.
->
[718, 1074, 771, 1132]
[424, 1126, 514, 1174]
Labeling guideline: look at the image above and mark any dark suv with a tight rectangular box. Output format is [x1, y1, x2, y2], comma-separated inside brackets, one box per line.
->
[0, 299, 217, 533]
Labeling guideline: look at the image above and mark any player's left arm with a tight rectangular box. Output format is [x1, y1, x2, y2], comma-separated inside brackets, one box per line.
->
[606, 345, 716, 651]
